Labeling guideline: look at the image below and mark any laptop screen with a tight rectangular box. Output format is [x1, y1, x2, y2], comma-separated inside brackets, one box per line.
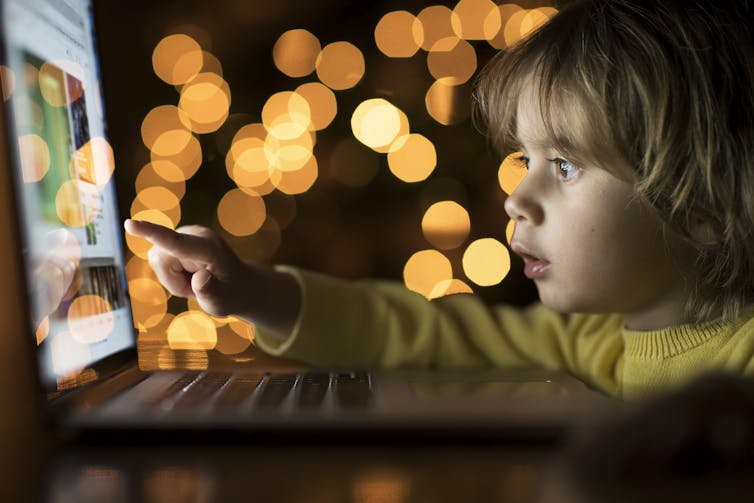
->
[1, 0, 135, 389]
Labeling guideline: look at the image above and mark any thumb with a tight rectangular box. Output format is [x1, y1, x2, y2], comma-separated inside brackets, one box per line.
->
[190, 269, 227, 317]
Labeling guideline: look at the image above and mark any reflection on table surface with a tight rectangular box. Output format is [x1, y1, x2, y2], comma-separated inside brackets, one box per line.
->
[41, 439, 754, 503]
[43, 443, 552, 503]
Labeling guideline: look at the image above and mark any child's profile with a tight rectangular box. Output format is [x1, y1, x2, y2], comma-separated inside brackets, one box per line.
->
[126, 0, 754, 400]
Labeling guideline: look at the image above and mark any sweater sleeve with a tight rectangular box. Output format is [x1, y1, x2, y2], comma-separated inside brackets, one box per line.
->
[254, 267, 624, 395]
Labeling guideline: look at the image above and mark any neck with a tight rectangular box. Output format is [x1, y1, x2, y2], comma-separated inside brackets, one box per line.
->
[622, 290, 691, 331]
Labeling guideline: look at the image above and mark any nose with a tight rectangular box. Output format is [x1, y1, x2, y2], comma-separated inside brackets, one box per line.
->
[504, 174, 544, 225]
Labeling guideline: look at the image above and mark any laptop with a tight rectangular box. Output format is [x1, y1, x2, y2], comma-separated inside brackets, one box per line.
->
[0, 0, 614, 442]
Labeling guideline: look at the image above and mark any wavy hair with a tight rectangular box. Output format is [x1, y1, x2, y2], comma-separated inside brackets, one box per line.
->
[474, 0, 754, 321]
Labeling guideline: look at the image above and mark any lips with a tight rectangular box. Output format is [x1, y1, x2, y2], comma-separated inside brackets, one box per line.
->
[510, 241, 551, 280]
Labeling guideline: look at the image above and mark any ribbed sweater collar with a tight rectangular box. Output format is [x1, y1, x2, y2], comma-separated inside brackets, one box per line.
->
[622, 318, 731, 359]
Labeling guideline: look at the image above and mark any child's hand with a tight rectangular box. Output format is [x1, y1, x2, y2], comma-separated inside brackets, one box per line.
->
[124, 219, 300, 339]
[124, 219, 248, 317]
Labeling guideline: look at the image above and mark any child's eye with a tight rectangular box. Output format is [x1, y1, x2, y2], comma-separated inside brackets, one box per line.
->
[550, 157, 580, 181]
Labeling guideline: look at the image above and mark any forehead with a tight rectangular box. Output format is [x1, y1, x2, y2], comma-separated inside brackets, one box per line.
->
[514, 79, 555, 149]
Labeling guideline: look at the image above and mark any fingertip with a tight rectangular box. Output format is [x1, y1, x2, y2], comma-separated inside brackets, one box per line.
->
[124, 218, 143, 235]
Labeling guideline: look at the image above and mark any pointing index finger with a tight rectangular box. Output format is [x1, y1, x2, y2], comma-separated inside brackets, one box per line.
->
[124, 219, 216, 263]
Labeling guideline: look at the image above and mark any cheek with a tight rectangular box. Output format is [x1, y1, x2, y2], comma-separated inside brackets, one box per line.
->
[578, 210, 671, 291]
[559, 207, 654, 278]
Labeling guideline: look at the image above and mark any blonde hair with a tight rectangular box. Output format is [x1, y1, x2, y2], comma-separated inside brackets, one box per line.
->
[474, 0, 754, 321]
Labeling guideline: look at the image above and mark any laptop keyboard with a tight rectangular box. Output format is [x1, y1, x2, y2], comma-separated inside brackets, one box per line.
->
[147, 370, 373, 414]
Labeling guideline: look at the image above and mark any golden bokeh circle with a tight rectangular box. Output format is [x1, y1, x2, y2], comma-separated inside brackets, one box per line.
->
[167, 310, 218, 350]
[273, 29, 321, 78]
[421, 200, 471, 250]
[387, 133, 436, 183]
[462, 238, 510, 287]
[217, 189, 266, 236]
[152, 34, 204, 85]
[374, 10, 424, 58]
[403, 249, 453, 298]
[315, 41, 365, 90]
[498, 151, 527, 195]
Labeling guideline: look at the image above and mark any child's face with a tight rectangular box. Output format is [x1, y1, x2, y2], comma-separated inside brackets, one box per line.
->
[505, 84, 693, 330]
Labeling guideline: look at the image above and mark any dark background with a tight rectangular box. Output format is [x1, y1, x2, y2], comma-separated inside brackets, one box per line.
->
[93, 0, 547, 307]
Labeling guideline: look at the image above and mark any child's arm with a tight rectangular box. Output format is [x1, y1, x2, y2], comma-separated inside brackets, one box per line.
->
[123, 219, 300, 342]
[125, 219, 622, 396]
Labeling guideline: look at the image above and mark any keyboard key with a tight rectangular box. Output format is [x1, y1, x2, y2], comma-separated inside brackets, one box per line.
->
[145, 372, 201, 409]
[334, 372, 372, 409]
[254, 374, 297, 408]
[213, 373, 265, 409]
[172, 372, 232, 410]
[296, 372, 331, 409]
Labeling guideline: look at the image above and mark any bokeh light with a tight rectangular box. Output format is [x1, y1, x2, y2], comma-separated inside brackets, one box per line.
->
[427, 37, 477, 84]
[17, 134, 50, 182]
[417, 5, 455, 51]
[462, 238, 510, 286]
[215, 323, 253, 355]
[131, 186, 181, 227]
[56, 180, 100, 227]
[157, 347, 209, 370]
[487, 4, 524, 49]
[135, 162, 187, 200]
[178, 72, 231, 133]
[521, 7, 558, 37]
[39, 61, 78, 107]
[351, 98, 405, 151]
[387, 133, 436, 183]
[72, 137, 116, 187]
[506, 219, 515, 244]
[152, 34, 204, 85]
[498, 151, 527, 195]
[403, 249, 453, 298]
[129, 277, 169, 330]
[295, 82, 337, 131]
[262, 91, 312, 140]
[67, 295, 114, 344]
[217, 188, 266, 236]
[151, 133, 203, 181]
[451, 0, 501, 40]
[375, 10, 424, 58]
[273, 29, 321, 78]
[422, 200, 470, 250]
[429, 278, 474, 299]
[315, 41, 365, 90]
[425, 78, 471, 125]
[141, 105, 193, 156]
[272, 156, 318, 195]
[265, 129, 314, 172]
[167, 311, 218, 350]
[498, 7, 557, 48]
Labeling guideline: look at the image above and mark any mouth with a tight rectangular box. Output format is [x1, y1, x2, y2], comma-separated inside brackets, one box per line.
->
[510, 242, 551, 280]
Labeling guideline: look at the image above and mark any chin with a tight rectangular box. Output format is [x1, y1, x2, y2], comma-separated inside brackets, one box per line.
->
[537, 288, 599, 315]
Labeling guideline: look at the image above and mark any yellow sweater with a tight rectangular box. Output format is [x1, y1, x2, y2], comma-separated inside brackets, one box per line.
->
[255, 269, 754, 401]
